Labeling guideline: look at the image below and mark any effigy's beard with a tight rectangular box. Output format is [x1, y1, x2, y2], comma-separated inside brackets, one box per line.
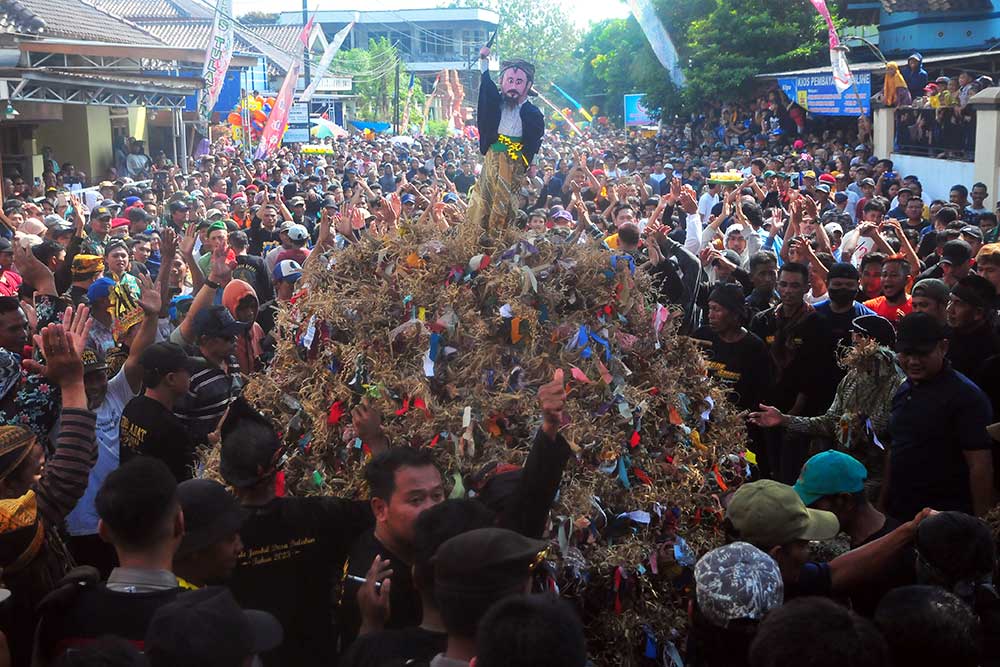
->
[503, 93, 521, 108]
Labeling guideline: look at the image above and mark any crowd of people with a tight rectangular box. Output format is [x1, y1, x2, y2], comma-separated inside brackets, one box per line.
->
[0, 95, 997, 667]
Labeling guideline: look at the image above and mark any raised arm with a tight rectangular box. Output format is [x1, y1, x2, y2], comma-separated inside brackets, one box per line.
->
[498, 369, 573, 538]
[122, 273, 163, 393]
[23, 307, 97, 527]
[177, 245, 232, 345]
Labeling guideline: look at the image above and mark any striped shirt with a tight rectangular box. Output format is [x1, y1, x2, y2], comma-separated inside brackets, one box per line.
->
[36, 408, 97, 528]
[174, 357, 243, 445]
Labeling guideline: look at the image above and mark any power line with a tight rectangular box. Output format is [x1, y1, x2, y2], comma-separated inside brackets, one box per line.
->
[188, 0, 401, 75]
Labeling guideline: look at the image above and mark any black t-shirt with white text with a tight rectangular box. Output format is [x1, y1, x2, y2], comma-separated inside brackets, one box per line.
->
[119, 395, 197, 481]
[692, 327, 771, 411]
[230, 496, 373, 667]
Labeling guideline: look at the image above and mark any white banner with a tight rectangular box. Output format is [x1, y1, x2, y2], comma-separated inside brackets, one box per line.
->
[198, 0, 235, 122]
[830, 47, 854, 95]
[301, 21, 355, 102]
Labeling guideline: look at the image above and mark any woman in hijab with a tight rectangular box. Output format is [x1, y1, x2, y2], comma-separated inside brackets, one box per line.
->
[883, 62, 913, 107]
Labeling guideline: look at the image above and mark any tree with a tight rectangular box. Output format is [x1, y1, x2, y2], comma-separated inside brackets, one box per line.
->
[449, 0, 579, 82]
[678, 0, 835, 111]
[237, 11, 278, 24]
[575, 0, 835, 119]
[329, 38, 425, 123]
[573, 0, 709, 121]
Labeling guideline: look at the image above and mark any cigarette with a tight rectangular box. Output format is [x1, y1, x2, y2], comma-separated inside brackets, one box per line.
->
[346, 574, 367, 584]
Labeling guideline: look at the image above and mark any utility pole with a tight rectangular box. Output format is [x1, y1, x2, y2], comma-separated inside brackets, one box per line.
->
[393, 58, 400, 134]
[302, 0, 311, 90]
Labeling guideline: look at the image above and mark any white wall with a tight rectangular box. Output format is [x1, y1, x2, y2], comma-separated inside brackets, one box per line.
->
[890, 154, 976, 203]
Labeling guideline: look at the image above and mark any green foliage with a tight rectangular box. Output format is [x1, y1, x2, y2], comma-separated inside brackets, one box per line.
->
[425, 120, 451, 137]
[449, 0, 579, 82]
[681, 0, 835, 109]
[326, 38, 425, 123]
[574, 0, 837, 120]
[237, 11, 278, 24]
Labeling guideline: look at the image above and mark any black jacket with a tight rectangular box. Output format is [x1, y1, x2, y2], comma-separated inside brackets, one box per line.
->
[477, 70, 544, 164]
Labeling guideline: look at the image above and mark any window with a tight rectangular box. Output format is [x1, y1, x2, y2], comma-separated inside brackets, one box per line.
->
[420, 29, 453, 56]
[367, 30, 390, 46]
[461, 29, 485, 58]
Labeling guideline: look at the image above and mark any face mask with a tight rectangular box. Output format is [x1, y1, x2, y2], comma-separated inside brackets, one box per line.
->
[827, 287, 856, 306]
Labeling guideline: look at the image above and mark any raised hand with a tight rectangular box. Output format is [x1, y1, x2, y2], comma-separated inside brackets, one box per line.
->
[22, 306, 92, 388]
[179, 221, 197, 257]
[679, 188, 698, 215]
[159, 226, 179, 260]
[208, 244, 233, 284]
[539, 368, 567, 438]
[136, 273, 161, 316]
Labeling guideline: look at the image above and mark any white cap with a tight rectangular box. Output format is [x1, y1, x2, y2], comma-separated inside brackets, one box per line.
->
[287, 224, 309, 242]
[824, 222, 844, 236]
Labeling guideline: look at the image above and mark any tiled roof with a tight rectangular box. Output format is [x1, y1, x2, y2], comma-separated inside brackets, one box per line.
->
[31, 67, 202, 92]
[90, 0, 190, 19]
[246, 24, 309, 57]
[137, 19, 303, 77]
[0, 0, 162, 44]
[140, 19, 257, 51]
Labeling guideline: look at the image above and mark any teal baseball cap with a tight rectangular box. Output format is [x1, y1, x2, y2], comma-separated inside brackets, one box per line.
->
[793, 451, 867, 506]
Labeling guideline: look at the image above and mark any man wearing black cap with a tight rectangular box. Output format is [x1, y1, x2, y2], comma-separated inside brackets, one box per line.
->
[751, 314, 904, 488]
[80, 206, 112, 256]
[144, 586, 282, 667]
[814, 263, 877, 351]
[883, 313, 994, 520]
[430, 528, 547, 667]
[173, 304, 246, 446]
[917, 239, 973, 288]
[166, 200, 189, 232]
[911, 278, 950, 323]
[119, 342, 198, 481]
[173, 479, 246, 589]
[693, 283, 770, 415]
[945, 274, 1000, 382]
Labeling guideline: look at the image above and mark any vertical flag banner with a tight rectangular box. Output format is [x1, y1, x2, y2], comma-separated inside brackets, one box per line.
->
[256, 63, 300, 159]
[809, 0, 853, 94]
[400, 72, 416, 132]
[300, 13, 315, 48]
[627, 0, 684, 87]
[301, 21, 355, 102]
[198, 0, 235, 121]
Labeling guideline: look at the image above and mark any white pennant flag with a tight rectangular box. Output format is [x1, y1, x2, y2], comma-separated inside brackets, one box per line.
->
[198, 0, 235, 122]
[301, 21, 355, 102]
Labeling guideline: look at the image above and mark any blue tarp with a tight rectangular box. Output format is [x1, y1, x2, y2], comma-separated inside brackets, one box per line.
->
[181, 69, 242, 115]
[349, 120, 392, 134]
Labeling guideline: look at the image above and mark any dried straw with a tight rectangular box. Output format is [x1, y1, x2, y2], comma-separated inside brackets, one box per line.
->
[218, 218, 750, 666]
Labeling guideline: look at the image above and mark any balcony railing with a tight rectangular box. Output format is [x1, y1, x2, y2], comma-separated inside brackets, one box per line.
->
[894, 105, 976, 162]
